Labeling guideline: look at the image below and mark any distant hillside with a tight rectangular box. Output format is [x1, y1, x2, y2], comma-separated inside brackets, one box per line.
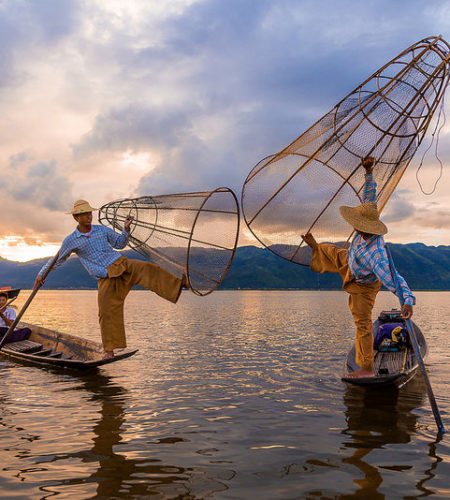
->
[1, 243, 449, 290]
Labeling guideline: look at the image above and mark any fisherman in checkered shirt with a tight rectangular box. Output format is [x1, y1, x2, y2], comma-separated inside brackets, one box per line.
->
[35, 200, 188, 359]
[302, 157, 415, 379]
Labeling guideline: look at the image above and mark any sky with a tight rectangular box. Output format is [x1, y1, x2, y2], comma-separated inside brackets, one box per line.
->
[1, 0, 450, 262]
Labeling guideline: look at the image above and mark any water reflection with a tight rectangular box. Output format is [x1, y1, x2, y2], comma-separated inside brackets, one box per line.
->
[39, 373, 234, 498]
[339, 378, 441, 498]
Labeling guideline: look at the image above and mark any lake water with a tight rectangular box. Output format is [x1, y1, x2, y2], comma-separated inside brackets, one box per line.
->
[1, 290, 449, 499]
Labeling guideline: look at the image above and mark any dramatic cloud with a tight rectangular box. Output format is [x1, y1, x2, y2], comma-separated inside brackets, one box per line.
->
[3, 156, 72, 212]
[382, 190, 416, 224]
[1, 0, 449, 261]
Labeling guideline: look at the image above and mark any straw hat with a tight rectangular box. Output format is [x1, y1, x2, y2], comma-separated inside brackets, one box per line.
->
[339, 202, 388, 235]
[66, 200, 98, 215]
[0, 287, 19, 299]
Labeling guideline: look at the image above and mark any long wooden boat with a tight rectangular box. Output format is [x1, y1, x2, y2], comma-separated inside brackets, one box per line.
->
[342, 310, 427, 388]
[0, 321, 138, 370]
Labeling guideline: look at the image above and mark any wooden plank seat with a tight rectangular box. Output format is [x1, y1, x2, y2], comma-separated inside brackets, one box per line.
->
[3, 340, 43, 353]
[47, 352, 63, 358]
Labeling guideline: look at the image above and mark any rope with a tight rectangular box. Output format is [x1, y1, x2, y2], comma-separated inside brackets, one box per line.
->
[416, 79, 449, 195]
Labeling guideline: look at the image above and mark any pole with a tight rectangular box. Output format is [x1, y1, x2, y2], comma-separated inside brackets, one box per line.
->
[386, 245, 445, 434]
[0, 252, 60, 348]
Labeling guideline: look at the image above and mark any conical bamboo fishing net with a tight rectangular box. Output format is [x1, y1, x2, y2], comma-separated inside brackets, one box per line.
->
[99, 187, 240, 296]
[242, 36, 450, 266]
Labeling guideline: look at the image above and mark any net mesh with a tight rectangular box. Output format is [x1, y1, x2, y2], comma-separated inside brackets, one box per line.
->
[242, 36, 450, 265]
[99, 187, 240, 296]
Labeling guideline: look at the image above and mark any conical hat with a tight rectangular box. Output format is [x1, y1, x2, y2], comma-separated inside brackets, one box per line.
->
[339, 202, 388, 235]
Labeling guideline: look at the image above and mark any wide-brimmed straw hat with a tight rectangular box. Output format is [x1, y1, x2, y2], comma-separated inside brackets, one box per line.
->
[0, 287, 20, 299]
[339, 202, 388, 235]
[66, 200, 98, 215]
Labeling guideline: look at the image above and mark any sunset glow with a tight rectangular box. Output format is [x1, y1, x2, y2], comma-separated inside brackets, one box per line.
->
[0, 1, 449, 262]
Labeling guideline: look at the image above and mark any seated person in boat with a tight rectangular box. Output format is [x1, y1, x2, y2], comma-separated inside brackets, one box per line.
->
[0, 290, 31, 344]
[302, 156, 415, 379]
[34, 200, 188, 359]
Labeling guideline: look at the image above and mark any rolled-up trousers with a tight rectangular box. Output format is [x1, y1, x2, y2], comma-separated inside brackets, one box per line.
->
[310, 244, 381, 371]
[98, 257, 182, 352]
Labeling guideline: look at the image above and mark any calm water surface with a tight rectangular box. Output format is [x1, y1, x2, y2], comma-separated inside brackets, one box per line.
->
[1, 290, 449, 499]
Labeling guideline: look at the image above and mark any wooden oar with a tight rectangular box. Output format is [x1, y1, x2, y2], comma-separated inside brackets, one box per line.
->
[386, 245, 445, 434]
[0, 252, 60, 349]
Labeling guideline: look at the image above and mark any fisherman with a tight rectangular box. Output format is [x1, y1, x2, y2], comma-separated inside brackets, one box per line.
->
[0, 290, 31, 343]
[302, 156, 415, 379]
[0, 291, 15, 329]
[34, 200, 187, 359]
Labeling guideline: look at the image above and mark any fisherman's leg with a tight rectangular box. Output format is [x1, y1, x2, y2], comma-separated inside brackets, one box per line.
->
[123, 259, 183, 304]
[98, 277, 127, 356]
[0, 326, 31, 343]
[348, 289, 378, 376]
[8, 328, 31, 343]
[310, 244, 350, 282]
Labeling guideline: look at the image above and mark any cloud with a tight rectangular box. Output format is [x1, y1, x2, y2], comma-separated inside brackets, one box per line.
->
[74, 104, 195, 157]
[0, 0, 80, 88]
[70, 0, 450, 198]
[1, 0, 450, 259]
[2, 155, 73, 212]
[382, 191, 416, 223]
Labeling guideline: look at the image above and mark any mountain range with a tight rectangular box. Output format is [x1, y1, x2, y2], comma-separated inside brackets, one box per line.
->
[1, 243, 449, 290]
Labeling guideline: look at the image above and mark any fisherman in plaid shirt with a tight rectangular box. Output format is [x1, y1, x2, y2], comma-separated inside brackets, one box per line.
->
[303, 157, 415, 379]
[35, 200, 188, 359]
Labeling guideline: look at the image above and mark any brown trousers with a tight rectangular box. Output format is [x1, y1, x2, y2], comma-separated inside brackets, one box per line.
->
[310, 244, 381, 371]
[98, 257, 182, 352]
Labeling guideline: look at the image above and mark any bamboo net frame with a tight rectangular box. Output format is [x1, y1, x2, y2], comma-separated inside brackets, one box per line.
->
[241, 36, 450, 266]
[99, 187, 240, 296]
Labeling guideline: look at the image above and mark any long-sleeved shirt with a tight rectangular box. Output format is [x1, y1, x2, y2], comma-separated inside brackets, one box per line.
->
[0, 307, 15, 327]
[347, 173, 416, 306]
[39, 225, 129, 280]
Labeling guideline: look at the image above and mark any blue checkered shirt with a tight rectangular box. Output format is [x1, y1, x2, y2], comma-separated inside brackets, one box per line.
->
[347, 174, 416, 306]
[39, 225, 129, 280]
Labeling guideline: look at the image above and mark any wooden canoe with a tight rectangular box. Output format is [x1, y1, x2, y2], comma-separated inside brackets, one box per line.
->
[342, 310, 427, 388]
[0, 321, 138, 370]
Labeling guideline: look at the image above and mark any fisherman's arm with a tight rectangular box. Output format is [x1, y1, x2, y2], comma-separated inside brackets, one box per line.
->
[0, 309, 14, 327]
[106, 216, 132, 249]
[361, 157, 376, 203]
[372, 246, 415, 318]
[33, 237, 74, 289]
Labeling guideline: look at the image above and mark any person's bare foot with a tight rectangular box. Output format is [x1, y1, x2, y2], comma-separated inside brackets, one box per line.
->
[347, 368, 375, 378]
[102, 351, 114, 360]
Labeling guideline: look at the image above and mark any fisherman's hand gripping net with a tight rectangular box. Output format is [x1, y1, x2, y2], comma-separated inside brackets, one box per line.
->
[99, 188, 240, 295]
[242, 36, 450, 266]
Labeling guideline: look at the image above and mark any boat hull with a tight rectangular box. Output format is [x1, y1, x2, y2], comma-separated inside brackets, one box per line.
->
[0, 321, 137, 370]
[342, 315, 427, 388]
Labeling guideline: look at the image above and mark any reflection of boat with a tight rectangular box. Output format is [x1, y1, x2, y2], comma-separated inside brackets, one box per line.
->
[36, 372, 234, 497]
[342, 310, 427, 387]
[0, 321, 137, 370]
[340, 379, 427, 498]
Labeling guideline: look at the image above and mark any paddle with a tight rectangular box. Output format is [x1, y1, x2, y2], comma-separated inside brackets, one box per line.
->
[386, 245, 445, 434]
[0, 252, 60, 349]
